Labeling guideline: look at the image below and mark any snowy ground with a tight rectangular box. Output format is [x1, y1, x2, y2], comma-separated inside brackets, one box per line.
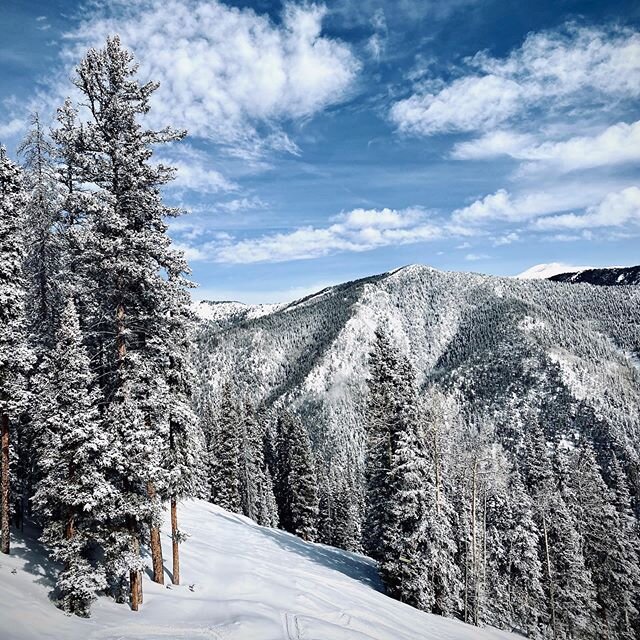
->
[0, 499, 515, 640]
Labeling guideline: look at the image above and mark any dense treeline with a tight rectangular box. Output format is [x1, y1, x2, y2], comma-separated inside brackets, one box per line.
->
[364, 328, 640, 639]
[0, 37, 204, 616]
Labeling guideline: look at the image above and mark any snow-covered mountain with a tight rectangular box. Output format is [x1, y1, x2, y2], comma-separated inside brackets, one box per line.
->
[548, 264, 640, 286]
[193, 263, 640, 489]
[516, 262, 594, 279]
[0, 499, 515, 640]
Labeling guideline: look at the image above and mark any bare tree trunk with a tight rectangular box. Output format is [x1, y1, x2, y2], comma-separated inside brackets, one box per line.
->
[1, 412, 10, 554]
[147, 482, 164, 585]
[129, 534, 143, 611]
[65, 512, 75, 540]
[171, 497, 180, 585]
[130, 568, 141, 611]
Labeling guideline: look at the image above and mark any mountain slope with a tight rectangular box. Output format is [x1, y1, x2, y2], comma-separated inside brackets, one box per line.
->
[194, 264, 640, 480]
[548, 264, 640, 285]
[0, 499, 515, 640]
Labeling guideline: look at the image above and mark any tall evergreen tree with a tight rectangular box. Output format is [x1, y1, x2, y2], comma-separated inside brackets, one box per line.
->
[566, 444, 640, 639]
[274, 411, 318, 541]
[0, 146, 30, 555]
[209, 384, 242, 512]
[505, 471, 546, 637]
[363, 329, 402, 560]
[380, 372, 431, 610]
[524, 425, 598, 639]
[17, 114, 66, 528]
[237, 402, 277, 526]
[32, 298, 113, 616]
[53, 36, 192, 610]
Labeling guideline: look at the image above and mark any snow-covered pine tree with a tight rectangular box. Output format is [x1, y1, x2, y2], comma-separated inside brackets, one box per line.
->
[420, 389, 460, 618]
[31, 298, 113, 616]
[608, 455, 640, 638]
[524, 424, 598, 639]
[17, 114, 66, 527]
[274, 411, 319, 541]
[330, 476, 361, 552]
[56, 36, 190, 610]
[0, 146, 30, 555]
[18, 113, 64, 344]
[379, 358, 431, 610]
[363, 328, 401, 561]
[209, 384, 241, 512]
[505, 471, 546, 637]
[566, 443, 640, 639]
[135, 267, 205, 587]
[237, 401, 277, 526]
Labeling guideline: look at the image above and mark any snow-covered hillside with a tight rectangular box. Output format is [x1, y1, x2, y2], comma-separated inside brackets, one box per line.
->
[0, 500, 515, 640]
[193, 264, 640, 476]
[516, 262, 593, 279]
[549, 264, 640, 286]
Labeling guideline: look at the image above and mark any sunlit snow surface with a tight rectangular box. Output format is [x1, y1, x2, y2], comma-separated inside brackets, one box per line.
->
[0, 499, 515, 640]
[516, 262, 593, 279]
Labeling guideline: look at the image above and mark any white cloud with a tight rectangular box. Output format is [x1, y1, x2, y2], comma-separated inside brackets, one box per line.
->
[534, 186, 640, 230]
[452, 189, 562, 224]
[158, 144, 236, 193]
[493, 232, 520, 246]
[452, 130, 535, 160]
[465, 252, 491, 261]
[518, 121, 640, 173]
[451, 183, 626, 225]
[392, 24, 640, 136]
[61, 0, 360, 155]
[0, 118, 26, 140]
[365, 8, 388, 61]
[453, 120, 640, 173]
[217, 196, 267, 214]
[185, 207, 445, 263]
[391, 75, 522, 135]
[337, 206, 422, 229]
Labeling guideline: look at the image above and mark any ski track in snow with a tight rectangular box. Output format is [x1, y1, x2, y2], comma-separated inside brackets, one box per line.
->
[0, 500, 517, 640]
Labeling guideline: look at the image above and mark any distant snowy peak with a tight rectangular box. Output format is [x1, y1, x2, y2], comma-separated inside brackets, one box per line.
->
[549, 265, 640, 286]
[194, 299, 284, 325]
[516, 262, 594, 280]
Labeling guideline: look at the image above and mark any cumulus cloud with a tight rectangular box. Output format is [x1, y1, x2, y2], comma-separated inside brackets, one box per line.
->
[0, 117, 26, 140]
[391, 75, 522, 135]
[217, 196, 267, 214]
[158, 144, 237, 193]
[184, 207, 445, 263]
[465, 253, 491, 261]
[453, 189, 565, 224]
[451, 182, 628, 225]
[61, 0, 360, 155]
[534, 187, 640, 230]
[452, 130, 535, 160]
[453, 120, 640, 173]
[391, 24, 640, 135]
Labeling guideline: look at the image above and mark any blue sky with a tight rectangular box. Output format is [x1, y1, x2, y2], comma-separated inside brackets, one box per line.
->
[1, 0, 639, 302]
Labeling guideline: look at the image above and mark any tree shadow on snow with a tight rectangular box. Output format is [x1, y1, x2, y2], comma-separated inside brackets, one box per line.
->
[214, 512, 384, 592]
[5, 523, 60, 597]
